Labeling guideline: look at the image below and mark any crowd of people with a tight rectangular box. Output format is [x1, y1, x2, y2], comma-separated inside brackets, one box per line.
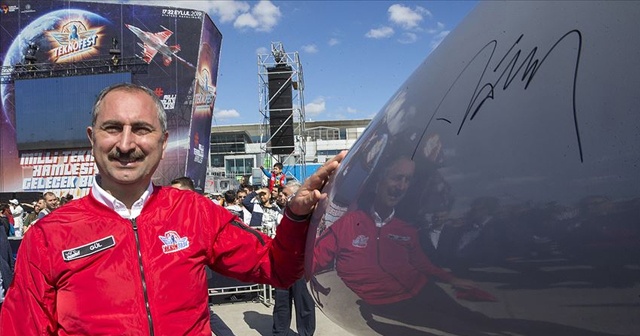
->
[1, 192, 67, 238]
[0, 165, 317, 335]
[199, 164, 316, 336]
[1, 193, 64, 309]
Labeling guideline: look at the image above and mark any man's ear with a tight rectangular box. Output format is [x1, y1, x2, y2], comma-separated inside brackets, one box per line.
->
[161, 131, 169, 159]
[87, 127, 95, 148]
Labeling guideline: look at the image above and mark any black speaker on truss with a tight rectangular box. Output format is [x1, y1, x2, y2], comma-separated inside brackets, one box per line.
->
[267, 64, 294, 154]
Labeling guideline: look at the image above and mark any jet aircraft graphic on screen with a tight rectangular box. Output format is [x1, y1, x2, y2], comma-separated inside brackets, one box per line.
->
[125, 24, 195, 68]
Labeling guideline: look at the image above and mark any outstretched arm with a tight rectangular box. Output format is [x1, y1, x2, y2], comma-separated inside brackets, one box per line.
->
[260, 166, 272, 178]
[286, 151, 346, 218]
[260, 152, 346, 288]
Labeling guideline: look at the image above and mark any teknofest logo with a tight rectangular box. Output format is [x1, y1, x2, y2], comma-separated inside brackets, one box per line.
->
[194, 67, 216, 109]
[47, 20, 104, 62]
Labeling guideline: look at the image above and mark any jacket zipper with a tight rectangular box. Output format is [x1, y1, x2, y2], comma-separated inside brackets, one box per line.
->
[377, 225, 412, 292]
[131, 218, 155, 335]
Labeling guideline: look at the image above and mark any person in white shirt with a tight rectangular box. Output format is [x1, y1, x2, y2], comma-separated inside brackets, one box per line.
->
[8, 200, 23, 237]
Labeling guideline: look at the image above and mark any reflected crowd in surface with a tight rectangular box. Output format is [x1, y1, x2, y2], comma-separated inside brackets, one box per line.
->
[308, 113, 639, 335]
[305, 3, 640, 333]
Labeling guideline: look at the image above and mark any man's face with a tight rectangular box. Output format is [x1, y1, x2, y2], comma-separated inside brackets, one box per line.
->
[44, 194, 58, 211]
[276, 191, 288, 207]
[272, 166, 282, 175]
[36, 199, 45, 212]
[281, 186, 296, 205]
[87, 89, 168, 193]
[376, 158, 415, 208]
[237, 191, 247, 203]
[258, 191, 270, 204]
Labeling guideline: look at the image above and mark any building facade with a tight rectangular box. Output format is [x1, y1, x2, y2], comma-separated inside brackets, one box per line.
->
[205, 118, 371, 193]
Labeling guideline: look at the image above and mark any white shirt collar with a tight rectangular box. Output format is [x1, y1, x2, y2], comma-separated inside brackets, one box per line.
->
[371, 206, 395, 228]
[91, 177, 154, 219]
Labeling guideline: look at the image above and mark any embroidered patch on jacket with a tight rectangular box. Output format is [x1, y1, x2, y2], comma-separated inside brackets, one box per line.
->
[388, 234, 411, 242]
[352, 235, 369, 248]
[158, 231, 190, 253]
[62, 236, 116, 262]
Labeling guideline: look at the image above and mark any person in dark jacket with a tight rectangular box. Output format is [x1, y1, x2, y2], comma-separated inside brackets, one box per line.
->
[0, 218, 14, 308]
[0, 207, 11, 237]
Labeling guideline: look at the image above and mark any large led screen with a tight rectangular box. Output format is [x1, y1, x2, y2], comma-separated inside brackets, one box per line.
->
[0, 1, 221, 195]
[14, 72, 131, 150]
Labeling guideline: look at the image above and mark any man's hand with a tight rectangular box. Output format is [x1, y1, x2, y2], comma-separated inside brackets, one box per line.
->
[287, 151, 347, 217]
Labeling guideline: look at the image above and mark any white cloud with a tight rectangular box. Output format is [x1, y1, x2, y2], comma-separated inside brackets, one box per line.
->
[328, 38, 340, 46]
[256, 46, 269, 55]
[388, 4, 431, 30]
[365, 26, 394, 39]
[234, 13, 259, 30]
[214, 109, 241, 119]
[430, 30, 450, 50]
[302, 44, 318, 53]
[80, 0, 277, 33]
[346, 107, 357, 114]
[398, 32, 418, 44]
[206, 1, 251, 23]
[253, 1, 282, 31]
[305, 98, 326, 116]
[233, 0, 281, 32]
[426, 22, 445, 34]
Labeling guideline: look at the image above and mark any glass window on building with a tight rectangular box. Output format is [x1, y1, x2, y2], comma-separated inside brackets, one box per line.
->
[346, 127, 366, 140]
[225, 157, 255, 177]
[210, 154, 225, 168]
[209, 132, 248, 155]
[317, 149, 343, 156]
[306, 127, 340, 141]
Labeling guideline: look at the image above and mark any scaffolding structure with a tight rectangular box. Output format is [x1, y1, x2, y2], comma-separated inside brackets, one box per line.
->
[257, 42, 306, 181]
[1, 56, 147, 84]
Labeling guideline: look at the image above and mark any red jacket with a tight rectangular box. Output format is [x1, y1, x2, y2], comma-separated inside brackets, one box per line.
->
[313, 209, 453, 305]
[0, 186, 308, 335]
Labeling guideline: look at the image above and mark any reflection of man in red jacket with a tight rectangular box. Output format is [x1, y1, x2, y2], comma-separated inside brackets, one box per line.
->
[0, 83, 345, 335]
[313, 155, 491, 335]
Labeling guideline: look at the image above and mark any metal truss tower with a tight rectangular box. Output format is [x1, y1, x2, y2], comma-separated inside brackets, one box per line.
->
[257, 42, 307, 180]
[0, 56, 147, 84]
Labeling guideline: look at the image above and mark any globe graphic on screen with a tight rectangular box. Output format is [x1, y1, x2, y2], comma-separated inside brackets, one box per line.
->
[1, 9, 111, 128]
[306, 2, 640, 335]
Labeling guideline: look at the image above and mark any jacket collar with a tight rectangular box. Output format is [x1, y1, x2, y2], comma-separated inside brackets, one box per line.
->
[91, 176, 154, 219]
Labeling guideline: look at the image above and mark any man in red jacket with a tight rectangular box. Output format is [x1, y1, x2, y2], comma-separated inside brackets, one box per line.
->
[0, 83, 345, 335]
[312, 155, 491, 336]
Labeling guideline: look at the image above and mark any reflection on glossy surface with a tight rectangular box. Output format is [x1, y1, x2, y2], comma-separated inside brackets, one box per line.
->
[306, 1, 640, 335]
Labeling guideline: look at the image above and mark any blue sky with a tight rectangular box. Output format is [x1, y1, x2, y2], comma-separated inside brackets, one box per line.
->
[88, 1, 478, 125]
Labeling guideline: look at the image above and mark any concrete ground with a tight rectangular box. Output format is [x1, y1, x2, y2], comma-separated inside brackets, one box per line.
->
[211, 266, 640, 336]
[211, 300, 351, 336]
[209, 271, 373, 336]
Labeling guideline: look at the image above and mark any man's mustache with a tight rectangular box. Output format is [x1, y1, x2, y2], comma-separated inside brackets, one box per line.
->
[108, 149, 145, 161]
[387, 189, 407, 198]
